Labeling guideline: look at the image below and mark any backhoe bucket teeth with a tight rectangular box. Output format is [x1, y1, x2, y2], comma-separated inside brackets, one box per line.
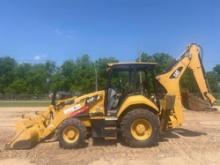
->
[5, 119, 40, 149]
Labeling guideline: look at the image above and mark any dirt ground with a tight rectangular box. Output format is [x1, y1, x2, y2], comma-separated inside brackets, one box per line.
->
[0, 107, 220, 165]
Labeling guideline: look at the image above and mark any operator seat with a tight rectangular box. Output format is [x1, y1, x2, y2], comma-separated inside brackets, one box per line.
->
[107, 88, 120, 112]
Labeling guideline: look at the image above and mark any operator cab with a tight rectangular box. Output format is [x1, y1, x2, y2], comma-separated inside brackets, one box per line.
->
[105, 62, 158, 116]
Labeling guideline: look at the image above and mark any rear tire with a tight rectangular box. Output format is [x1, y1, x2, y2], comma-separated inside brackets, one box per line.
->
[120, 108, 159, 147]
[58, 118, 87, 149]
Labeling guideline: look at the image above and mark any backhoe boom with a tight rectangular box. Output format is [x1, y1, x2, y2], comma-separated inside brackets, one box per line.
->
[156, 44, 216, 128]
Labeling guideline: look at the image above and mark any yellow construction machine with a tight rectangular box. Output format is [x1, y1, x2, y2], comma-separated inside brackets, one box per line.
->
[6, 43, 216, 149]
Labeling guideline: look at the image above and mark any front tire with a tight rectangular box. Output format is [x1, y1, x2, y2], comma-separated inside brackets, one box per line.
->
[120, 108, 159, 147]
[58, 118, 87, 149]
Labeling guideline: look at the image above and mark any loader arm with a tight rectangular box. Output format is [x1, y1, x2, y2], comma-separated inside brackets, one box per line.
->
[156, 43, 216, 128]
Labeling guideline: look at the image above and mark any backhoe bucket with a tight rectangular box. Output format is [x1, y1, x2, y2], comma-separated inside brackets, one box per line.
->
[5, 119, 40, 149]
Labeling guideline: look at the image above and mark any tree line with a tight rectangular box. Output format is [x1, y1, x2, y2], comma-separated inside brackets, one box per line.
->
[0, 53, 219, 99]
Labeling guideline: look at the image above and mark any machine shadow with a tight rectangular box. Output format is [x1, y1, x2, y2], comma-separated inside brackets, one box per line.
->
[93, 138, 118, 146]
[62, 128, 207, 148]
[92, 128, 207, 147]
[159, 128, 207, 142]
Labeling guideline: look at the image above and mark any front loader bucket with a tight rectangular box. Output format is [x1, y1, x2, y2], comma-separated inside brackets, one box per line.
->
[5, 119, 40, 149]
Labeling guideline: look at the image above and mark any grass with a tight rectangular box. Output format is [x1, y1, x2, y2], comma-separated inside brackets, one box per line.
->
[0, 100, 50, 107]
[216, 100, 220, 106]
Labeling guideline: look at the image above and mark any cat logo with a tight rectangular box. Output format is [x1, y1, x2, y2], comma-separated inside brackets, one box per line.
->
[170, 67, 183, 79]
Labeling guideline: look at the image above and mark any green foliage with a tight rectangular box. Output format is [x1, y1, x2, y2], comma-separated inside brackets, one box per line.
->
[138, 52, 220, 99]
[0, 53, 219, 99]
[152, 53, 176, 74]
[139, 52, 175, 74]
[180, 69, 201, 95]
[206, 71, 220, 98]
[213, 64, 220, 75]
[95, 57, 118, 90]
[137, 52, 176, 93]
[0, 100, 50, 107]
[0, 57, 17, 93]
[0, 57, 57, 96]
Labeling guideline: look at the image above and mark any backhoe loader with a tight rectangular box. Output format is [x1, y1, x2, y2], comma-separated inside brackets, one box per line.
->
[6, 43, 216, 149]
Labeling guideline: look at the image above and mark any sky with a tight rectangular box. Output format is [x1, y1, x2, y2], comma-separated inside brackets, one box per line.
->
[0, 0, 219, 70]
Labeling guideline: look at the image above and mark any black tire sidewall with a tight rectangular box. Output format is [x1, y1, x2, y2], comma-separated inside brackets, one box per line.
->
[58, 118, 87, 149]
[120, 108, 159, 147]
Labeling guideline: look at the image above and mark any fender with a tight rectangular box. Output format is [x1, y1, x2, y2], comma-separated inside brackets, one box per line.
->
[117, 95, 159, 118]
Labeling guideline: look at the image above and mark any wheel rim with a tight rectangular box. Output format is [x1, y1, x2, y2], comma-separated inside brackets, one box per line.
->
[130, 119, 152, 141]
[62, 126, 79, 143]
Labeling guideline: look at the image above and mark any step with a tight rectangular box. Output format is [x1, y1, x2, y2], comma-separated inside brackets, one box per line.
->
[105, 116, 118, 121]
[107, 109, 118, 116]
[104, 137, 117, 140]
[104, 127, 117, 130]
[103, 118, 117, 140]
[103, 129, 117, 140]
